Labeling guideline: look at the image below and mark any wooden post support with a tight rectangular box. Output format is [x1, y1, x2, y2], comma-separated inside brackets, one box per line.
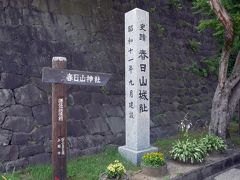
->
[42, 57, 111, 180]
[52, 57, 67, 180]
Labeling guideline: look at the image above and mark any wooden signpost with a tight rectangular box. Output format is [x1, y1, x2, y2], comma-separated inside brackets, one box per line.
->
[42, 57, 111, 180]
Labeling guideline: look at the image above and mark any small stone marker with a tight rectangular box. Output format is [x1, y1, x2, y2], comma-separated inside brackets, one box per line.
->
[118, 8, 157, 165]
[42, 57, 111, 180]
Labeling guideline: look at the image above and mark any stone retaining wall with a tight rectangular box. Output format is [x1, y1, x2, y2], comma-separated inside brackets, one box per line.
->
[0, 0, 217, 171]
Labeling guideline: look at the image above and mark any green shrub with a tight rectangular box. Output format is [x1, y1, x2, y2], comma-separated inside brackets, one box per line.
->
[155, 23, 165, 37]
[200, 135, 227, 152]
[177, 20, 192, 28]
[184, 57, 219, 78]
[188, 39, 201, 52]
[170, 139, 207, 164]
[149, 7, 156, 13]
[142, 152, 166, 168]
[193, 0, 240, 76]
[169, 0, 182, 10]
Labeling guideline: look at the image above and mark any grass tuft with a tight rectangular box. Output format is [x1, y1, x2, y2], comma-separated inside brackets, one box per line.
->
[1, 124, 240, 180]
[0, 146, 139, 180]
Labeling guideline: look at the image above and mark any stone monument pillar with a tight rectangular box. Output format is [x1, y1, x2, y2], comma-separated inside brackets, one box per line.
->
[118, 8, 157, 165]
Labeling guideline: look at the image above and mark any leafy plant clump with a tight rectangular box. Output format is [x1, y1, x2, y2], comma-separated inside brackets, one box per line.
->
[170, 138, 207, 164]
[193, 0, 240, 52]
[142, 152, 166, 168]
[155, 23, 165, 37]
[200, 134, 227, 152]
[184, 57, 219, 78]
[169, 0, 182, 10]
[106, 160, 126, 179]
[1, 176, 8, 180]
[192, 0, 240, 75]
[188, 39, 201, 53]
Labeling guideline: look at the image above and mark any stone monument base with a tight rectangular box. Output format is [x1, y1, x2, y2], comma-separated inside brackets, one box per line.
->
[118, 146, 158, 165]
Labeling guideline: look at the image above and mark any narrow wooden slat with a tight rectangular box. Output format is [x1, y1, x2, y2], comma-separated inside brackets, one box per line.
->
[52, 57, 67, 180]
[42, 67, 111, 87]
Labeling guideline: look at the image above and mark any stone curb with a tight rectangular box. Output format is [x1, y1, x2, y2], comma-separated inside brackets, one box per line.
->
[172, 151, 240, 180]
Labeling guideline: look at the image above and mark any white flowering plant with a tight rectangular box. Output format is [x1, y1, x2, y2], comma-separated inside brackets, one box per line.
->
[179, 113, 192, 138]
[106, 160, 126, 179]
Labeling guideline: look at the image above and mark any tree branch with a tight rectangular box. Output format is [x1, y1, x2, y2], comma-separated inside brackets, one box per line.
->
[229, 80, 240, 122]
[225, 52, 240, 93]
[209, 0, 234, 89]
[226, 73, 240, 90]
[232, 51, 240, 74]
[227, 52, 240, 121]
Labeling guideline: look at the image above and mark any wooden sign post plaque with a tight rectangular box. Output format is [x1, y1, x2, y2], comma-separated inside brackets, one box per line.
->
[42, 57, 111, 180]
